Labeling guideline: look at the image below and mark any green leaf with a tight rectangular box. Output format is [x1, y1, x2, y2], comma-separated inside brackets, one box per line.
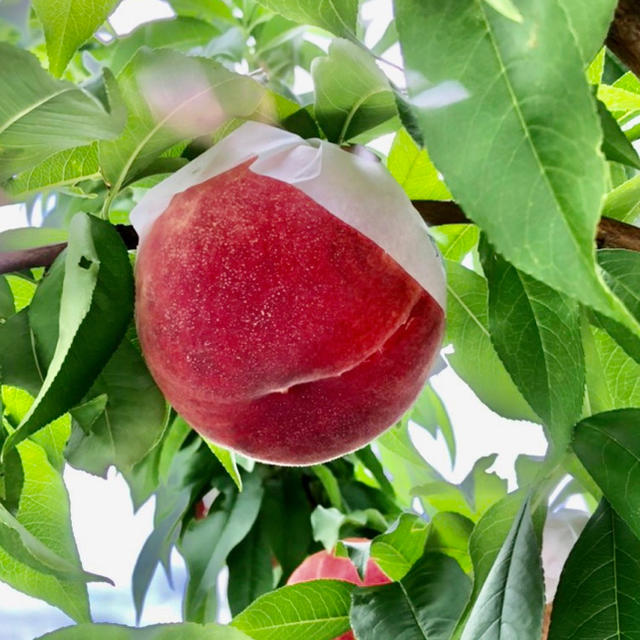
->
[603, 174, 640, 223]
[0, 309, 43, 396]
[95, 16, 221, 75]
[310, 505, 371, 551]
[167, 0, 234, 23]
[583, 319, 640, 412]
[33, 0, 121, 76]
[395, 0, 640, 337]
[376, 417, 443, 507]
[460, 500, 544, 640]
[0, 276, 14, 321]
[37, 623, 253, 640]
[311, 464, 343, 510]
[548, 499, 640, 639]
[3, 386, 71, 472]
[6, 145, 101, 197]
[227, 518, 274, 616]
[65, 338, 169, 476]
[204, 439, 243, 491]
[0, 227, 68, 251]
[0, 500, 107, 583]
[262, 471, 313, 578]
[483, 0, 522, 22]
[0, 43, 123, 181]
[99, 48, 266, 199]
[452, 492, 525, 637]
[595, 249, 640, 365]
[132, 438, 201, 621]
[254, 0, 358, 39]
[410, 382, 456, 465]
[415, 455, 508, 522]
[232, 579, 354, 640]
[444, 261, 539, 422]
[0, 437, 95, 622]
[558, 0, 617, 66]
[573, 409, 640, 539]
[431, 224, 479, 262]
[387, 128, 451, 200]
[370, 512, 429, 581]
[597, 98, 640, 168]
[480, 238, 584, 449]
[312, 38, 396, 143]
[425, 512, 474, 574]
[350, 551, 471, 640]
[353, 446, 396, 497]
[598, 82, 640, 115]
[2, 212, 134, 457]
[6, 274, 37, 312]
[181, 473, 264, 622]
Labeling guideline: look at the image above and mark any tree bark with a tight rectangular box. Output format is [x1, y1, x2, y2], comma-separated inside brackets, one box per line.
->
[607, 0, 640, 77]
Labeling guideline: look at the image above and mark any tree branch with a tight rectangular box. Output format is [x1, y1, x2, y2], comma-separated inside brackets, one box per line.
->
[0, 206, 639, 275]
[0, 225, 139, 275]
[607, 0, 640, 78]
[414, 200, 640, 252]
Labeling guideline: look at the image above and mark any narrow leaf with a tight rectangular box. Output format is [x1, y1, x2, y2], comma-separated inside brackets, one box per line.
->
[0, 227, 68, 251]
[0, 438, 96, 622]
[0, 43, 123, 180]
[3, 212, 134, 457]
[573, 409, 640, 540]
[480, 238, 584, 449]
[351, 551, 471, 640]
[387, 128, 450, 200]
[37, 622, 253, 640]
[227, 519, 274, 616]
[6, 145, 101, 197]
[558, 0, 617, 66]
[425, 512, 474, 574]
[204, 439, 243, 491]
[254, 0, 358, 39]
[232, 580, 354, 640]
[596, 249, 640, 364]
[444, 260, 538, 422]
[597, 98, 640, 168]
[181, 474, 263, 622]
[548, 499, 640, 639]
[370, 512, 429, 581]
[460, 500, 544, 640]
[312, 39, 396, 143]
[33, 0, 121, 76]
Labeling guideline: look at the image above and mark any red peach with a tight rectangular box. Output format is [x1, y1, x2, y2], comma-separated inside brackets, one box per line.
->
[135, 159, 444, 465]
[287, 539, 391, 640]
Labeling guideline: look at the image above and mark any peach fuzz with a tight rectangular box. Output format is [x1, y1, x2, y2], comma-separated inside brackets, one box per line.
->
[134, 136, 445, 465]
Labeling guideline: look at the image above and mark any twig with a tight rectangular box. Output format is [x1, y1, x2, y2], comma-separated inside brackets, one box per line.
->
[0, 225, 138, 274]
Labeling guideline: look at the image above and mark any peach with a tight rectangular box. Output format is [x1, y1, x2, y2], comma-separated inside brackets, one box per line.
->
[287, 540, 391, 640]
[134, 140, 444, 465]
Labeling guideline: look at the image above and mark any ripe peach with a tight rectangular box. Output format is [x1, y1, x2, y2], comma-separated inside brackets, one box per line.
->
[135, 148, 444, 465]
[287, 540, 391, 640]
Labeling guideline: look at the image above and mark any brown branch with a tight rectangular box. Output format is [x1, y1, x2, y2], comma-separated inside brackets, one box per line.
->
[0, 243, 67, 273]
[0, 225, 138, 275]
[415, 199, 640, 252]
[0, 206, 638, 276]
[607, 0, 640, 78]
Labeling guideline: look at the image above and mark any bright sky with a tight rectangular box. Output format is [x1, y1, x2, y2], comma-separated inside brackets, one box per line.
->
[0, 1, 548, 637]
